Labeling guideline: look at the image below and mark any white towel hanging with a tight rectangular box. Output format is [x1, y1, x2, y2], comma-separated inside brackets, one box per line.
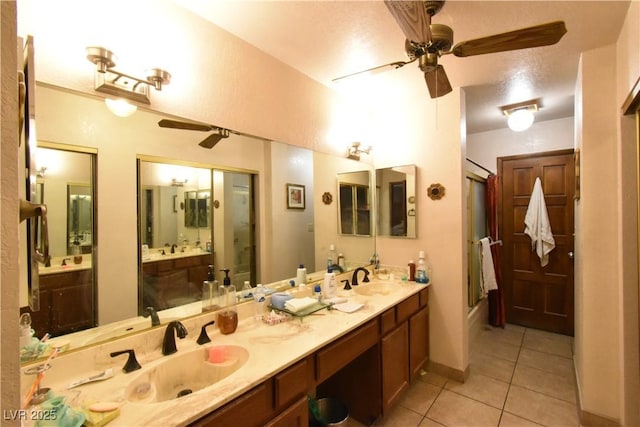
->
[524, 177, 555, 267]
[479, 237, 498, 294]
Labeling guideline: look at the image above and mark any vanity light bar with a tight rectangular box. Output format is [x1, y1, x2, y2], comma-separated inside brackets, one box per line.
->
[86, 47, 171, 105]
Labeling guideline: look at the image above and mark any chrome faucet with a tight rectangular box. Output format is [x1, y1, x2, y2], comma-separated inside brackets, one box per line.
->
[351, 267, 370, 286]
[162, 321, 188, 355]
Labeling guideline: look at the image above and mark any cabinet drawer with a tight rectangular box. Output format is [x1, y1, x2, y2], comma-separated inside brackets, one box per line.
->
[419, 287, 429, 307]
[380, 308, 396, 336]
[275, 358, 310, 410]
[396, 294, 420, 323]
[316, 319, 378, 383]
[192, 379, 274, 427]
[174, 255, 201, 268]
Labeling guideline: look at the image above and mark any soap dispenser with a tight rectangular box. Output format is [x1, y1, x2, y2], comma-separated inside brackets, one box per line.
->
[217, 268, 238, 334]
[72, 237, 82, 265]
[202, 265, 220, 312]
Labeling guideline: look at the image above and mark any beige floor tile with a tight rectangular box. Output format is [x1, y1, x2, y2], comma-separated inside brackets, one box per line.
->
[419, 370, 448, 388]
[512, 364, 576, 403]
[419, 417, 446, 426]
[525, 328, 573, 344]
[477, 325, 525, 347]
[522, 332, 573, 358]
[474, 336, 522, 362]
[374, 405, 423, 427]
[504, 385, 579, 426]
[499, 411, 544, 427]
[427, 389, 502, 427]
[445, 372, 510, 409]
[469, 351, 516, 383]
[517, 348, 575, 379]
[398, 380, 442, 415]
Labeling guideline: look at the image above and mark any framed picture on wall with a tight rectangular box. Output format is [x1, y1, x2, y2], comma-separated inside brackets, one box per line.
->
[286, 183, 305, 209]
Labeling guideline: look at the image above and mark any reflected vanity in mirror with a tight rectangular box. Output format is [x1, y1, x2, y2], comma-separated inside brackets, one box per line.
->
[138, 159, 257, 314]
[376, 165, 417, 238]
[21, 144, 97, 357]
[337, 171, 372, 236]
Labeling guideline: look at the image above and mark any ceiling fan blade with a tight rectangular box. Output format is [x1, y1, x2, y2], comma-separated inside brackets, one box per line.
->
[384, 1, 432, 44]
[424, 65, 452, 98]
[452, 21, 567, 57]
[332, 59, 416, 82]
[158, 119, 212, 132]
[198, 133, 225, 149]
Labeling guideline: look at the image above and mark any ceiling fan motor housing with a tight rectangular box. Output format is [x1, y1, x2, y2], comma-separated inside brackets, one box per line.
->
[405, 24, 454, 61]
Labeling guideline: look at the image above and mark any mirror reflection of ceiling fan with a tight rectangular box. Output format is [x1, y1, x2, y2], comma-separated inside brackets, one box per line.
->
[333, 1, 567, 98]
[157, 119, 230, 149]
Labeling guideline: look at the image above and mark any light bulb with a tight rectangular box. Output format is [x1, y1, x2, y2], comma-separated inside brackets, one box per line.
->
[507, 109, 534, 132]
[104, 98, 137, 118]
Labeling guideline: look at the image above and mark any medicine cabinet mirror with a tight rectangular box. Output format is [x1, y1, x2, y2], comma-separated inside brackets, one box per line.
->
[337, 171, 372, 236]
[375, 165, 417, 238]
[67, 184, 92, 254]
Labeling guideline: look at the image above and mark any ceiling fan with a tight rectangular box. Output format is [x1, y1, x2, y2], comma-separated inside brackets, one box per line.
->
[158, 119, 230, 149]
[333, 1, 567, 98]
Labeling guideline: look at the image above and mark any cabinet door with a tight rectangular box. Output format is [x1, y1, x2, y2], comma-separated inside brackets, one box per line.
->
[50, 283, 94, 335]
[265, 396, 308, 427]
[409, 305, 429, 379]
[381, 321, 409, 414]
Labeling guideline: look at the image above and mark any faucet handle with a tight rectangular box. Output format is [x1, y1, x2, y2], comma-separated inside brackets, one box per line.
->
[110, 349, 141, 373]
[197, 320, 216, 345]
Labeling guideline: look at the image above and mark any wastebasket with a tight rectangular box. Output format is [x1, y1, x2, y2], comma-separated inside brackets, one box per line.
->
[311, 397, 349, 426]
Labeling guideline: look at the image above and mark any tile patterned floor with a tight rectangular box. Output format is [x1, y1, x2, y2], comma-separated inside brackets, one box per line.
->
[364, 324, 580, 426]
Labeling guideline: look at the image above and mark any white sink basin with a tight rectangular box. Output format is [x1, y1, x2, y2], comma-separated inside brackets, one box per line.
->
[354, 282, 401, 296]
[125, 345, 249, 403]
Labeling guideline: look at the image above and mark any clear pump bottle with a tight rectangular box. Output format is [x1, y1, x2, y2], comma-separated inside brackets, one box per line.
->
[202, 265, 219, 312]
[218, 269, 238, 334]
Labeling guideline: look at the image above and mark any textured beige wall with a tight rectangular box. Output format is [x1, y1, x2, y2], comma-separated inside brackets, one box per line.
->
[1, 1, 20, 422]
[575, 44, 622, 422]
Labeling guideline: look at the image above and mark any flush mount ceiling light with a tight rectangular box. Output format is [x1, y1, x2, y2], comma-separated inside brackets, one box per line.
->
[500, 98, 541, 132]
[86, 47, 171, 113]
[171, 178, 188, 187]
[347, 141, 371, 161]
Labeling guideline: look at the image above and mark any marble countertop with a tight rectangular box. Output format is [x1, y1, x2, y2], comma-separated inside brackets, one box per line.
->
[21, 275, 429, 427]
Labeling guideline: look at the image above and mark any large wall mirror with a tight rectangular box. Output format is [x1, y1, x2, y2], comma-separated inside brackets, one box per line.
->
[19, 83, 375, 363]
[376, 165, 417, 238]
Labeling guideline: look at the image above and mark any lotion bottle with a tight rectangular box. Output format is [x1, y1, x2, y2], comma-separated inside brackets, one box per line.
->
[296, 264, 307, 286]
[218, 269, 238, 334]
[322, 267, 337, 299]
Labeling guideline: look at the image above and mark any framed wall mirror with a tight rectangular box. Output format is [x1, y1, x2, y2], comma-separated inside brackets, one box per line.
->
[376, 165, 417, 238]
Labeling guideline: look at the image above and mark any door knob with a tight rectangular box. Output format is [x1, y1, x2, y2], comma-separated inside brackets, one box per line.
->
[568, 251, 574, 259]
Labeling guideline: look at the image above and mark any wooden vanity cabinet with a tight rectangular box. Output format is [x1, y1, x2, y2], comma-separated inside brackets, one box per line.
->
[193, 286, 430, 426]
[20, 269, 95, 338]
[142, 253, 211, 311]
